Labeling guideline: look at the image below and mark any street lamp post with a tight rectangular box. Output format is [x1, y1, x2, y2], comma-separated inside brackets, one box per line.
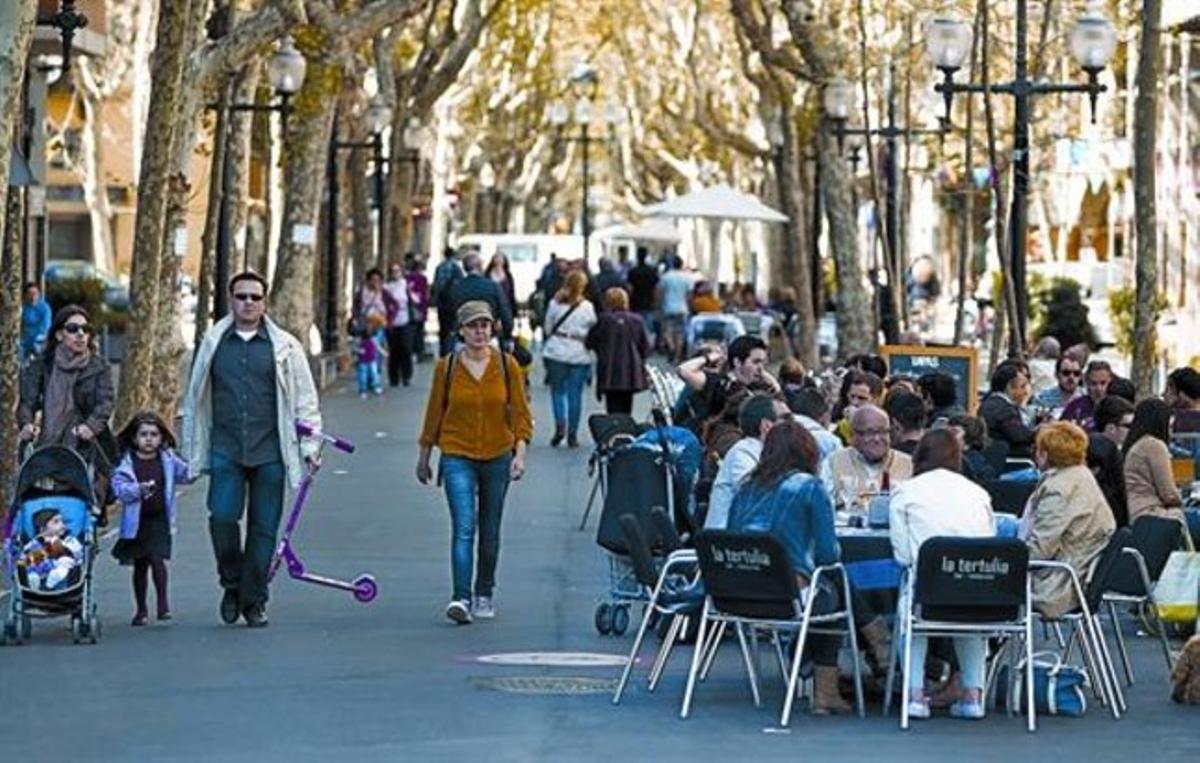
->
[36, 0, 88, 69]
[324, 96, 394, 351]
[926, 4, 1116, 349]
[212, 36, 306, 320]
[823, 68, 946, 344]
[549, 64, 620, 266]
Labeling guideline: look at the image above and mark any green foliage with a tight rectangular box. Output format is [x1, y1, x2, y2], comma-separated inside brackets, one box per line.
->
[1108, 285, 1167, 357]
[1032, 276, 1097, 350]
[45, 278, 130, 333]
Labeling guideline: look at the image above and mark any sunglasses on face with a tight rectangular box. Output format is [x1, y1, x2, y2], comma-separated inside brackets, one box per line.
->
[234, 293, 265, 303]
[1060, 369, 1082, 377]
[63, 323, 89, 335]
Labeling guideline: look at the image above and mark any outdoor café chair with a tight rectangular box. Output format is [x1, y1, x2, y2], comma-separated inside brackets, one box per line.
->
[680, 530, 865, 727]
[612, 514, 699, 706]
[1029, 550, 1125, 720]
[1099, 516, 1181, 684]
[884, 537, 1035, 731]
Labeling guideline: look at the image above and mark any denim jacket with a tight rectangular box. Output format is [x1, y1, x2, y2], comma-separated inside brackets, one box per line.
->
[726, 471, 840, 577]
[111, 450, 195, 540]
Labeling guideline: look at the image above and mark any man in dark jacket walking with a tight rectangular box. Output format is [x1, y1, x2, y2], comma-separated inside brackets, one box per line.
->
[449, 252, 513, 341]
[431, 248, 464, 356]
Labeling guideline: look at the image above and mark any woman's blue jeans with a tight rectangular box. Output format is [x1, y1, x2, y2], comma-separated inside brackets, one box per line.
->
[547, 360, 590, 436]
[442, 453, 512, 602]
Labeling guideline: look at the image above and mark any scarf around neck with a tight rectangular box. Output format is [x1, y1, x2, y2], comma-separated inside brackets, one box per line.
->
[41, 344, 91, 447]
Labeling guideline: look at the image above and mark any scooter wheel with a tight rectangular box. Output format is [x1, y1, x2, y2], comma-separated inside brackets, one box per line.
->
[353, 575, 379, 603]
[611, 605, 630, 636]
[594, 603, 612, 635]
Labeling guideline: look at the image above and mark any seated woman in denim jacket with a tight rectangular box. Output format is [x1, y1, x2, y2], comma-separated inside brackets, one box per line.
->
[726, 421, 891, 715]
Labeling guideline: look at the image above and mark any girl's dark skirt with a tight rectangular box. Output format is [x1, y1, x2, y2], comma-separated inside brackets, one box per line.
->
[112, 512, 171, 564]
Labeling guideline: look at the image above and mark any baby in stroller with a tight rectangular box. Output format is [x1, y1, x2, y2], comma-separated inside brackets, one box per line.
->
[17, 509, 83, 592]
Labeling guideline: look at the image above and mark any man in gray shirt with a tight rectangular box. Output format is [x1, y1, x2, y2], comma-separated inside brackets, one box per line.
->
[183, 272, 322, 628]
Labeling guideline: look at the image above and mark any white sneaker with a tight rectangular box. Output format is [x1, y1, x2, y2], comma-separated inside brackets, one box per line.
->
[445, 600, 472, 625]
[359, 392, 368, 400]
[907, 698, 931, 720]
[473, 596, 495, 620]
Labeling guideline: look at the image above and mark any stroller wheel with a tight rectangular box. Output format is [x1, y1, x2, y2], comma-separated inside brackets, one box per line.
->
[611, 605, 630, 636]
[594, 603, 613, 635]
[0, 622, 16, 646]
[71, 617, 82, 644]
[20, 616, 31, 641]
[87, 618, 101, 644]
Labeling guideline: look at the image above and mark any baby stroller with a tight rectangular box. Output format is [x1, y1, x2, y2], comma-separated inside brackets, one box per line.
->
[577, 413, 643, 532]
[2, 446, 101, 645]
[592, 411, 699, 636]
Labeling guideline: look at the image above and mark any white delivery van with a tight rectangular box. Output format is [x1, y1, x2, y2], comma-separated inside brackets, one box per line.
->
[454, 234, 584, 306]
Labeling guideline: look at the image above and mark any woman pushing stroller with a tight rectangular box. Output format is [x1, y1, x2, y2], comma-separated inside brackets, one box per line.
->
[17, 305, 117, 474]
[417, 300, 533, 625]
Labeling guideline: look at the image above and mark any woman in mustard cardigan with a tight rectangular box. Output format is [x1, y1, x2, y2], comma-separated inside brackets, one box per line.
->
[417, 301, 533, 625]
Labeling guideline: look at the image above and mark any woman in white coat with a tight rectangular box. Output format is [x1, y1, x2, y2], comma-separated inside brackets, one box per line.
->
[541, 269, 597, 447]
[889, 428, 995, 720]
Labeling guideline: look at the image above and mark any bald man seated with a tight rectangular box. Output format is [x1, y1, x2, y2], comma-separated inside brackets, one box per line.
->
[820, 405, 913, 511]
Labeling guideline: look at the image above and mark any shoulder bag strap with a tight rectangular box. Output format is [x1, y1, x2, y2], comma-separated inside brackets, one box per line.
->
[433, 352, 457, 444]
[546, 301, 582, 339]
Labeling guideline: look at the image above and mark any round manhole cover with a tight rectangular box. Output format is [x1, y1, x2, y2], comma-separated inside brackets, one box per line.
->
[475, 651, 629, 668]
[472, 676, 618, 695]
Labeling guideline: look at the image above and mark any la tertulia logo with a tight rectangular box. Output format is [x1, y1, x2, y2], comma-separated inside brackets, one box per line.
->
[942, 557, 1010, 575]
[712, 546, 770, 567]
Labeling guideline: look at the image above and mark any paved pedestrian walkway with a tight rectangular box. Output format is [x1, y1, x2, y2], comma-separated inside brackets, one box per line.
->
[0, 360, 1195, 761]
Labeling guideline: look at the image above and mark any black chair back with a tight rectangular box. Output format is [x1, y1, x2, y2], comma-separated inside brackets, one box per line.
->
[650, 507, 684, 553]
[1107, 517, 1183, 596]
[1132, 515, 1186, 579]
[914, 537, 1029, 622]
[695, 531, 799, 620]
[1084, 528, 1134, 609]
[981, 478, 1038, 516]
[619, 514, 661, 589]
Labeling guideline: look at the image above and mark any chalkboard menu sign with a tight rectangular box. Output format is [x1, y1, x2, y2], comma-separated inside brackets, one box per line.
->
[880, 344, 980, 412]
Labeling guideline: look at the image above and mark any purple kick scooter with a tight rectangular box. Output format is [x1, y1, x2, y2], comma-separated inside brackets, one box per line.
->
[268, 420, 378, 603]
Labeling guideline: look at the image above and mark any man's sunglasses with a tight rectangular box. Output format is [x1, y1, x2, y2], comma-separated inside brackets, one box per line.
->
[1060, 369, 1082, 377]
[234, 293, 265, 302]
[63, 323, 89, 335]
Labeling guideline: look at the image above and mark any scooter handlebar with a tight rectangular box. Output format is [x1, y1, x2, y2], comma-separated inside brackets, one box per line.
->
[295, 420, 356, 453]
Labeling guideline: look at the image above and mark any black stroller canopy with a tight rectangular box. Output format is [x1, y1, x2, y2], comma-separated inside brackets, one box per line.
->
[13, 446, 93, 505]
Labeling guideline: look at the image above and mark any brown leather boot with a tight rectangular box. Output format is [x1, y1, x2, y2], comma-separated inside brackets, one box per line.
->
[812, 666, 853, 715]
[860, 617, 893, 676]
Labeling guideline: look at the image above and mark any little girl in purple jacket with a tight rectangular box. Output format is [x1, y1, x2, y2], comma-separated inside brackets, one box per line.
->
[111, 411, 195, 626]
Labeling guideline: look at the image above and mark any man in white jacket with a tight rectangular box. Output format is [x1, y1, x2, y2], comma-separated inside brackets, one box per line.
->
[704, 394, 788, 529]
[182, 272, 322, 628]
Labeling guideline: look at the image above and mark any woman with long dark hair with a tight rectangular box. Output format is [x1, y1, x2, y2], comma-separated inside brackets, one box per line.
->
[1123, 398, 1197, 542]
[18, 305, 117, 468]
[486, 252, 517, 318]
[726, 420, 892, 715]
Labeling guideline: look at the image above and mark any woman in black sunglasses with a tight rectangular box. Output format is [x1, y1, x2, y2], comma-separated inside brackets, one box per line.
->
[18, 305, 118, 469]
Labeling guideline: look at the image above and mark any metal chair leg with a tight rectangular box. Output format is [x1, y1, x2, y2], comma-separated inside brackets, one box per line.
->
[1106, 600, 1135, 686]
[780, 617, 813, 727]
[613, 601, 658, 705]
[735, 623, 762, 708]
[648, 615, 684, 691]
[680, 606, 710, 719]
[699, 620, 727, 681]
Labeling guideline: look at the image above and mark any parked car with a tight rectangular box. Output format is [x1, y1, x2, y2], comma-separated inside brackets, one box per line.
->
[43, 259, 131, 311]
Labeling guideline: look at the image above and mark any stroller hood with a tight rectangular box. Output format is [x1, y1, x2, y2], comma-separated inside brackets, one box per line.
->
[13, 446, 93, 505]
